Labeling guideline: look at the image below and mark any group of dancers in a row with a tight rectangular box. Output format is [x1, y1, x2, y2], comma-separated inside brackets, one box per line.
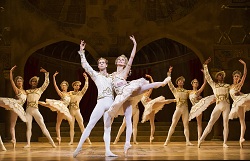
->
[0, 36, 249, 158]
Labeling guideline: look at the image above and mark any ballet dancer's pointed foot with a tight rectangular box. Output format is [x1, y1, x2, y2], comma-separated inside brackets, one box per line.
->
[198, 140, 202, 148]
[50, 141, 57, 148]
[239, 138, 245, 149]
[223, 143, 229, 148]
[56, 137, 61, 146]
[1, 144, 6, 151]
[163, 140, 170, 146]
[150, 136, 154, 143]
[133, 141, 139, 145]
[124, 143, 132, 156]
[162, 77, 171, 87]
[186, 141, 194, 146]
[113, 138, 119, 144]
[87, 138, 92, 145]
[105, 151, 118, 157]
[23, 144, 31, 148]
[11, 139, 16, 148]
[73, 148, 82, 158]
[68, 141, 73, 145]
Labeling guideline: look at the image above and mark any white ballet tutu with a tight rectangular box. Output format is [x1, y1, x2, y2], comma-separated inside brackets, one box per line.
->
[189, 95, 216, 121]
[108, 78, 149, 118]
[0, 98, 27, 122]
[39, 99, 72, 122]
[229, 93, 250, 119]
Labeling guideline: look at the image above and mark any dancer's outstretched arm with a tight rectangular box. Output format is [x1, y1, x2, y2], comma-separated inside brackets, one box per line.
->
[40, 67, 50, 92]
[52, 71, 63, 98]
[196, 69, 207, 96]
[80, 72, 89, 95]
[237, 59, 247, 90]
[9, 65, 20, 95]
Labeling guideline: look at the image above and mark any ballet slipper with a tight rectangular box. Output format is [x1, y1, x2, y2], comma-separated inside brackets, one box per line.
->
[113, 138, 119, 144]
[150, 136, 154, 143]
[239, 138, 245, 149]
[73, 148, 82, 158]
[124, 143, 132, 156]
[87, 138, 92, 145]
[198, 140, 202, 148]
[162, 77, 171, 87]
[223, 143, 229, 148]
[68, 141, 73, 145]
[163, 139, 170, 146]
[11, 139, 16, 148]
[56, 137, 61, 146]
[50, 141, 57, 148]
[105, 151, 118, 157]
[133, 141, 139, 145]
[23, 144, 31, 148]
[186, 141, 194, 146]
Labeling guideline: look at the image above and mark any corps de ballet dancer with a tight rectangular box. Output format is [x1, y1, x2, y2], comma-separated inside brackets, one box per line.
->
[188, 70, 215, 140]
[198, 57, 230, 148]
[163, 66, 194, 146]
[229, 59, 250, 148]
[73, 40, 116, 157]
[68, 73, 91, 145]
[38, 71, 72, 145]
[0, 65, 27, 149]
[24, 67, 56, 148]
[113, 104, 140, 145]
[141, 74, 176, 143]
[105, 35, 171, 156]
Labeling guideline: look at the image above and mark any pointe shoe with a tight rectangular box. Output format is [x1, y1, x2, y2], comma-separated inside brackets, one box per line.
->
[186, 141, 194, 146]
[56, 137, 61, 146]
[133, 141, 139, 145]
[68, 141, 73, 145]
[50, 141, 57, 148]
[11, 139, 16, 148]
[124, 143, 132, 156]
[162, 77, 171, 87]
[105, 151, 118, 157]
[113, 138, 119, 144]
[23, 144, 31, 148]
[73, 148, 82, 158]
[223, 143, 229, 148]
[87, 138, 92, 145]
[150, 136, 154, 143]
[163, 140, 170, 146]
[198, 140, 202, 148]
[1, 145, 6, 151]
[239, 138, 245, 149]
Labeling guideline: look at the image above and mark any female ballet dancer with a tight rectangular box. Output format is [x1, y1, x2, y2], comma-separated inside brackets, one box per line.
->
[140, 74, 176, 143]
[38, 71, 72, 145]
[198, 57, 231, 148]
[113, 104, 140, 145]
[73, 40, 116, 157]
[106, 35, 171, 155]
[0, 136, 6, 151]
[0, 65, 27, 148]
[229, 59, 249, 148]
[24, 67, 56, 148]
[68, 73, 91, 145]
[163, 66, 194, 146]
[188, 71, 216, 140]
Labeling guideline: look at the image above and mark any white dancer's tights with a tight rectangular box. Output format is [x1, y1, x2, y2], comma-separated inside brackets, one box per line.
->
[123, 101, 133, 146]
[196, 114, 202, 140]
[76, 97, 113, 152]
[165, 106, 190, 143]
[149, 112, 155, 139]
[199, 103, 230, 144]
[10, 111, 18, 142]
[237, 106, 246, 141]
[26, 108, 54, 145]
[0, 136, 5, 150]
[69, 109, 90, 144]
[132, 82, 166, 97]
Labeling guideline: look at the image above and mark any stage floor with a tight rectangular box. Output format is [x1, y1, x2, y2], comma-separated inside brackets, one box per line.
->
[0, 141, 249, 160]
